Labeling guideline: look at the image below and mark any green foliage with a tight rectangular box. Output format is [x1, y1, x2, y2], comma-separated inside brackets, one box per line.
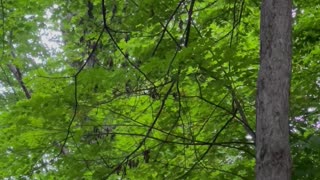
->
[0, 0, 319, 179]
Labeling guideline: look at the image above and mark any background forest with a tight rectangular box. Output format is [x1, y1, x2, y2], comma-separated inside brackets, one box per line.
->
[0, 0, 319, 179]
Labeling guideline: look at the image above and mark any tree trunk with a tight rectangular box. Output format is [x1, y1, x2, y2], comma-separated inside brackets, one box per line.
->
[8, 64, 31, 99]
[256, 0, 292, 179]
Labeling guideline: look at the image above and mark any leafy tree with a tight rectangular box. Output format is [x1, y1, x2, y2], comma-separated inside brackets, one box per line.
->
[0, 0, 319, 179]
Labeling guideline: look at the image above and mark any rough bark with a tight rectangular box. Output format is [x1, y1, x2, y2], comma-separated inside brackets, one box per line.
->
[256, 0, 292, 179]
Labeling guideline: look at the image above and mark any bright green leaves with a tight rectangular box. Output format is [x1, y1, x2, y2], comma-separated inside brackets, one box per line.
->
[0, 0, 318, 179]
[0, 0, 259, 178]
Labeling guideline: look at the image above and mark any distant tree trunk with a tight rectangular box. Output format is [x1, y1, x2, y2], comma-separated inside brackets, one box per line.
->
[256, 0, 292, 179]
[8, 64, 31, 99]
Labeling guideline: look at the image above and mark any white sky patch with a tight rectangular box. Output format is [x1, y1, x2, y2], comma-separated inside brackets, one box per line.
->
[294, 115, 305, 122]
[308, 107, 317, 113]
[292, 8, 297, 18]
[39, 28, 63, 53]
[0, 83, 14, 95]
[38, 5, 63, 59]
[245, 134, 253, 140]
[316, 77, 320, 87]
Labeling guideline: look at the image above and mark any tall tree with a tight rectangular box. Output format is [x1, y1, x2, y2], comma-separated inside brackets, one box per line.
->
[256, 0, 292, 179]
[3, 0, 320, 179]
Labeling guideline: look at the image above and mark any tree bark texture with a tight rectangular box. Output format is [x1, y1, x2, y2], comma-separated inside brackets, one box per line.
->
[256, 0, 292, 179]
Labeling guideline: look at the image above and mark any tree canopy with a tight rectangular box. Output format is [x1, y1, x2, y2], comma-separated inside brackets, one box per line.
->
[0, 0, 319, 179]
